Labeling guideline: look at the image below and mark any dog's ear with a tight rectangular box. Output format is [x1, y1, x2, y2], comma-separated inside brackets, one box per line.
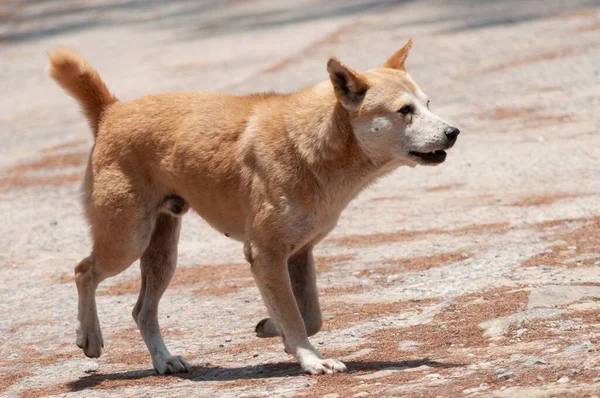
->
[383, 39, 413, 71]
[327, 57, 369, 111]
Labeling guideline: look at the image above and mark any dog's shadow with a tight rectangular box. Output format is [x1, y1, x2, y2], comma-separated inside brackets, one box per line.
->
[67, 358, 464, 391]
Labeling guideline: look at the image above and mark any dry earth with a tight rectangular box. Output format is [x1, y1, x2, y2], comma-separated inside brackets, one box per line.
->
[1, 0, 600, 397]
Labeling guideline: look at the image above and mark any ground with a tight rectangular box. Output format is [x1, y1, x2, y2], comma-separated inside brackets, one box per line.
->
[1, 0, 600, 397]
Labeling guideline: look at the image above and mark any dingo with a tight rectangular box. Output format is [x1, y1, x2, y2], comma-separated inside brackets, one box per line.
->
[48, 40, 459, 375]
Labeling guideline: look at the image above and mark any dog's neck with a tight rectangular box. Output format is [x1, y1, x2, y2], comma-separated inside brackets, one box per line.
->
[285, 83, 399, 192]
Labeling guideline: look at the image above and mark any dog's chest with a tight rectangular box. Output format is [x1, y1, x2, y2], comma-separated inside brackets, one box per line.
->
[288, 197, 351, 251]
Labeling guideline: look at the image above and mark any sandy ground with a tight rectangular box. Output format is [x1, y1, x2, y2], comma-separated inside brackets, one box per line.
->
[1, 0, 600, 397]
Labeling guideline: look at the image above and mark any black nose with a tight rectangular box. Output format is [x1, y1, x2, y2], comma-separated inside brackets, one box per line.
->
[444, 126, 460, 141]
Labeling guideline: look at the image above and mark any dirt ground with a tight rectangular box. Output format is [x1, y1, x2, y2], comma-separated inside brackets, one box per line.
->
[1, 0, 600, 397]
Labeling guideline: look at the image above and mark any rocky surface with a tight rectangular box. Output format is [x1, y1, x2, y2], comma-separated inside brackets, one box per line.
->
[1, 0, 599, 397]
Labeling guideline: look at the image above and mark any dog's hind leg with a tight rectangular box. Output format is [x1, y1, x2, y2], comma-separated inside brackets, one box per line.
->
[134, 213, 190, 374]
[75, 208, 154, 358]
[75, 167, 157, 359]
[255, 247, 322, 338]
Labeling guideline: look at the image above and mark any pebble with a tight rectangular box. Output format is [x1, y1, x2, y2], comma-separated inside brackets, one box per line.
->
[564, 340, 593, 352]
[557, 376, 569, 383]
[225, 337, 232, 342]
[83, 361, 99, 373]
[353, 393, 369, 398]
[516, 328, 528, 336]
[357, 370, 397, 380]
[497, 372, 515, 380]
[398, 340, 421, 351]
[526, 357, 546, 365]
[322, 394, 339, 398]
[9, 353, 19, 359]
[569, 369, 580, 375]
[463, 383, 489, 395]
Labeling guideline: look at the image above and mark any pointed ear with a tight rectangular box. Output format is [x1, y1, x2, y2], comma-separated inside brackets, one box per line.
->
[327, 57, 369, 111]
[383, 39, 413, 70]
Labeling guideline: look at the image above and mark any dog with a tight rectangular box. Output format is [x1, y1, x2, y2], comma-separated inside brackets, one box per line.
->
[48, 40, 459, 375]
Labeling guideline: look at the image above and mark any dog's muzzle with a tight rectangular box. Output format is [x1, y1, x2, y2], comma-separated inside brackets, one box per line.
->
[409, 126, 460, 165]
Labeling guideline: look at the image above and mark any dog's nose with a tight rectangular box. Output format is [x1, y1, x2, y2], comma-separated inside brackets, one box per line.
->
[444, 126, 460, 141]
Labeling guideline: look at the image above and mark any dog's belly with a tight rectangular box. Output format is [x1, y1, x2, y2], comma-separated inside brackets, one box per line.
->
[188, 196, 247, 242]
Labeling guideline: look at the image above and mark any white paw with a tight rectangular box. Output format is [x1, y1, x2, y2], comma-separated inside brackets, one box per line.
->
[153, 355, 190, 375]
[301, 357, 347, 375]
[76, 322, 103, 358]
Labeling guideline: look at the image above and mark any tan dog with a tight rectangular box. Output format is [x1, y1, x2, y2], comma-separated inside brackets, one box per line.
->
[48, 40, 459, 375]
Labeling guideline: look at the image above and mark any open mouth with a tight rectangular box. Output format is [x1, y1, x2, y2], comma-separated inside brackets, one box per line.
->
[409, 150, 447, 164]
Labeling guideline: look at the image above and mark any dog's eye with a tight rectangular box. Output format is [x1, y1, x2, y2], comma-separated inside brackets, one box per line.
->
[398, 105, 413, 115]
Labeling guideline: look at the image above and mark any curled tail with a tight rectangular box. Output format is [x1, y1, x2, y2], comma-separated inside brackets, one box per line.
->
[48, 47, 117, 137]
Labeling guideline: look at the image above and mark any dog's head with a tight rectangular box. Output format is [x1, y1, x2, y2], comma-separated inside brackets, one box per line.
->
[327, 40, 459, 167]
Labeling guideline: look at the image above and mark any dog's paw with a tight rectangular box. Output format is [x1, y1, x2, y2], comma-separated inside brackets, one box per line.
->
[153, 355, 190, 375]
[76, 323, 104, 358]
[255, 318, 279, 338]
[301, 357, 347, 375]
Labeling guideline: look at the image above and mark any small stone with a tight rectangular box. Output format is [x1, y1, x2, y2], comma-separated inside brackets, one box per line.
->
[569, 369, 580, 375]
[526, 357, 546, 365]
[303, 382, 311, 388]
[463, 383, 490, 395]
[516, 328, 528, 336]
[536, 375, 545, 382]
[424, 373, 442, 379]
[557, 376, 569, 383]
[244, 299, 251, 303]
[322, 394, 339, 398]
[497, 372, 515, 380]
[50, 220, 58, 226]
[565, 340, 593, 352]
[83, 361, 99, 373]
[493, 367, 506, 375]
[9, 353, 19, 359]
[225, 337, 232, 342]
[219, 344, 224, 348]
[398, 340, 421, 351]
[353, 393, 369, 398]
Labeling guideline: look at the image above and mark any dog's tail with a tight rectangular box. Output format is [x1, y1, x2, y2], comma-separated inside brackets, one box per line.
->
[48, 47, 117, 137]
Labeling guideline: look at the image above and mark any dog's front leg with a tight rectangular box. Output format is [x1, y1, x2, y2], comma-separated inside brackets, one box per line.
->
[247, 243, 347, 375]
